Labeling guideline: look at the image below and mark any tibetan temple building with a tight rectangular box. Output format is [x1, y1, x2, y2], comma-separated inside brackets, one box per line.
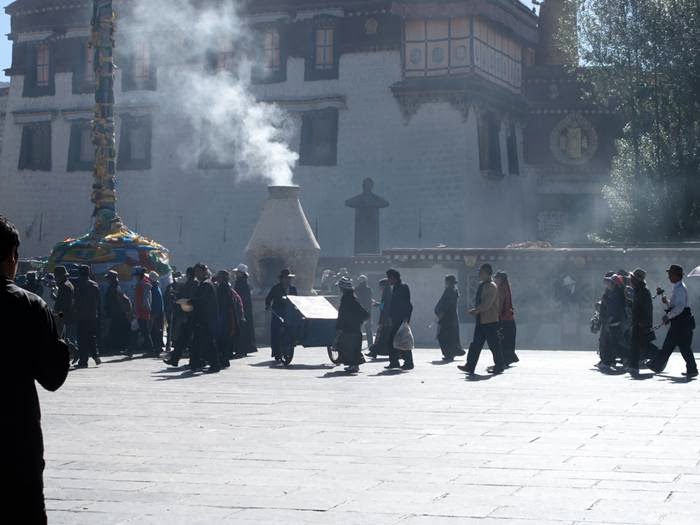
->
[0, 0, 619, 268]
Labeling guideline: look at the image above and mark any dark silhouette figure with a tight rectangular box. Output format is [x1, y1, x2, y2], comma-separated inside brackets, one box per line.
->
[265, 269, 298, 361]
[336, 277, 370, 372]
[191, 263, 221, 372]
[385, 269, 414, 370]
[73, 265, 101, 368]
[345, 178, 389, 255]
[234, 264, 258, 355]
[435, 275, 464, 361]
[1, 215, 70, 523]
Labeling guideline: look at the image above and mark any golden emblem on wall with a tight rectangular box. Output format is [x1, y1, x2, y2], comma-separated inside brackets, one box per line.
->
[550, 112, 598, 166]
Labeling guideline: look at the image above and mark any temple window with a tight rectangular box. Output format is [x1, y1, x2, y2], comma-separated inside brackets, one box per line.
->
[123, 42, 156, 91]
[67, 121, 95, 172]
[23, 43, 55, 97]
[315, 28, 334, 70]
[118, 115, 152, 170]
[264, 29, 281, 74]
[473, 18, 522, 90]
[403, 17, 470, 77]
[306, 20, 338, 81]
[507, 125, 519, 175]
[299, 108, 338, 166]
[198, 120, 235, 170]
[217, 38, 235, 72]
[478, 111, 502, 174]
[36, 45, 50, 87]
[18, 122, 52, 171]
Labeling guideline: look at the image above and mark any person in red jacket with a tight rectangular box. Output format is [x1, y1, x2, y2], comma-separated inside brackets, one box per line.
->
[495, 271, 519, 367]
[133, 267, 154, 353]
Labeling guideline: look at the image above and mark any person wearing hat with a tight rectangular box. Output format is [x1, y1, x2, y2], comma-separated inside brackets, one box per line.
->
[190, 263, 221, 372]
[494, 271, 518, 366]
[385, 269, 414, 370]
[648, 265, 698, 378]
[73, 265, 101, 368]
[434, 275, 464, 362]
[104, 270, 133, 357]
[163, 271, 182, 352]
[132, 267, 154, 355]
[265, 269, 298, 361]
[24, 270, 44, 298]
[596, 272, 627, 371]
[354, 275, 374, 350]
[627, 268, 653, 377]
[163, 267, 197, 367]
[458, 263, 505, 375]
[234, 263, 257, 355]
[52, 266, 75, 342]
[335, 277, 370, 373]
[149, 271, 165, 356]
[367, 278, 392, 358]
[215, 270, 245, 367]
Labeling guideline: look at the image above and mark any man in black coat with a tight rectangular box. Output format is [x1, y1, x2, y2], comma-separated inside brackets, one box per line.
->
[73, 265, 101, 368]
[435, 274, 464, 361]
[104, 270, 132, 357]
[234, 264, 257, 355]
[191, 263, 221, 372]
[1, 215, 70, 523]
[265, 269, 298, 361]
[628, 268, 653, 377]
[354, 275, 373, 349]
[385, 269, 414, 370]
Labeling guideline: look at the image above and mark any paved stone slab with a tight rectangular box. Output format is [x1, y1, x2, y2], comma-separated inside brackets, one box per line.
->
[39, 349, 700, 523]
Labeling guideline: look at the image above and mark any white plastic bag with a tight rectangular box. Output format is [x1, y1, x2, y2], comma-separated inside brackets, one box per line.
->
[393, 321, 414, 351]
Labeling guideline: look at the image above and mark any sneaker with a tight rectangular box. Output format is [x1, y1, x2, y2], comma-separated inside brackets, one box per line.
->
[487, 365, 504, 375]
[442, 355, 454, 362]
[73, 363, 88, 369]
[457, 364, 473, 373]
[384, 362, 401, 369]
[627, 367, 640, 378]
[344, 365, 359, 373]
[400, 364, 414, 371]
[93, 356, 101, 365]
[682, 370, 699, 378]
[595, 361, 613, 372]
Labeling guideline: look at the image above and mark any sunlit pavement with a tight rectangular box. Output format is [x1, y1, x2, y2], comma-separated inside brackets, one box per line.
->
[42, 348, 700, 524]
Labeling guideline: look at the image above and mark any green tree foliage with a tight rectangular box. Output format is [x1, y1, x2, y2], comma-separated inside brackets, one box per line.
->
[575, 0, 700, 241]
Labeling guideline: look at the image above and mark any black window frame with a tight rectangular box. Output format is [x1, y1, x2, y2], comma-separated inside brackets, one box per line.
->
[478, 111, 502, 175]
[67, 120, 95, 172]
[305, 18, 339, 81]
[18, 121, 52, 171]
[72, 38, 96, 95]
[506, 124, 519, 175]
[23, 42, 55, 98]
[118, 115, 152, 171]
[121, 41, 157, 92]
[299, 107, 339, 166]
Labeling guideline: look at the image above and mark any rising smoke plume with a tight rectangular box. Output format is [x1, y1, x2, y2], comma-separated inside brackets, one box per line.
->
[120, 0, 298, 185]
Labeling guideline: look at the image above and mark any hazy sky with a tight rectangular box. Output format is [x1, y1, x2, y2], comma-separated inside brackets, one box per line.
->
[0, 1, 538, 83]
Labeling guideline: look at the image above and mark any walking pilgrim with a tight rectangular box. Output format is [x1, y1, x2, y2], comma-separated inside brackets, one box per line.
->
[265, 269, 297, 362]
[647, 265, 698, 378]
[458, 263, 505, 376]
[434, 274, 465, 361]
[234, 264, 258, 355]
[385, 269, 414, 371]
[335, 277, 370, 373]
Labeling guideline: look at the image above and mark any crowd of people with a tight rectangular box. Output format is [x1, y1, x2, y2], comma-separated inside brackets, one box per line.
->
[592, 265, 698, 378]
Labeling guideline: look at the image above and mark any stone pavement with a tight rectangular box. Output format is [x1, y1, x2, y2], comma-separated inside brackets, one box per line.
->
[41, 349, 700, 524]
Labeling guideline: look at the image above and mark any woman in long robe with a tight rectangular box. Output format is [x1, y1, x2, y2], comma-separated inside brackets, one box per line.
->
[434, 275, 465, 361]
[336, 277, 369, 373]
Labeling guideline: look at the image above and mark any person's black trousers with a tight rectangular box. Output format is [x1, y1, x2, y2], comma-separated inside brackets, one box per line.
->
[76, 319, 99, 366]
[499, 319, 518, 364]
[192, 324, 220, 370]
[629, 328, 646, 370]
[171, 320, 193, 363]
[138, 319, 154, 352]
[466, 322, 504, 373]
[108, 315, 130, 354]
[600, 325, 623, 366]
[651, 312, 697, 373]
[387, 323, 401, 366]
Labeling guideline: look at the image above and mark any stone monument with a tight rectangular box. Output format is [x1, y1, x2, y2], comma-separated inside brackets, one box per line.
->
[345, 178, 389, 255]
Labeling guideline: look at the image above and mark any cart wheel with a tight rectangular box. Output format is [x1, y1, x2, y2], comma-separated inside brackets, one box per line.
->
[327, 345, 343, 365]
[281, 348, 294, 366]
